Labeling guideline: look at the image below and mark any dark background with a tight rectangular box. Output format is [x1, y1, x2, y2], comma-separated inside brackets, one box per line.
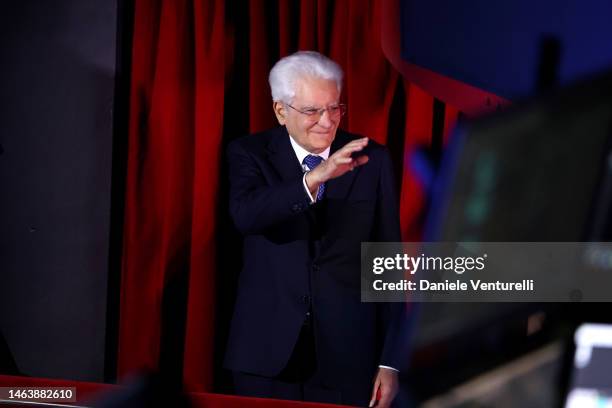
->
[0, 1, 118, 382]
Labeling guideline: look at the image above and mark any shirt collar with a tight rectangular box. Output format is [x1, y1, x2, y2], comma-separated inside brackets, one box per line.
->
[288, 135, 330, 167]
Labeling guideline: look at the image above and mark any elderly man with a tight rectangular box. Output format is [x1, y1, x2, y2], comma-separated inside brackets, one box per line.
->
[224, 51, 407, 407]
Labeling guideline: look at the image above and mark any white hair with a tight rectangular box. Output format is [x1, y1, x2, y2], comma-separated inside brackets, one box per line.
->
[268, 51, 344, 103]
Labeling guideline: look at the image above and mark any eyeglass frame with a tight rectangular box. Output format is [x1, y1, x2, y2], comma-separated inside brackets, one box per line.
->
[284, 102, 347, 120]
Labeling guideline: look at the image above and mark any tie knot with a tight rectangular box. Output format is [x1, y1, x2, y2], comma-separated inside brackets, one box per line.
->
[303, 154, 324, 170]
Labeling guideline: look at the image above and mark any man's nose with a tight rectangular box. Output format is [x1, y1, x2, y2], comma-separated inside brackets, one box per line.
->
[317, 110, 334, 128]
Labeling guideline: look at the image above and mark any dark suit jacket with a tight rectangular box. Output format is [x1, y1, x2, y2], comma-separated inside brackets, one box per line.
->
[224, 126, 408, 391]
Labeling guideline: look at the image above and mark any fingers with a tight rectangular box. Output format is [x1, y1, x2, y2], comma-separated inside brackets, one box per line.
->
[334, 155, 369, 171]
[334, 137, 369, 158]
[339, 144, 367, 158]
[346, 136, 368, 146]
[369, 378, 381, 407]
[313, 138, 369, 182]
[336, 157, 353, 164]
[377, 386, 393, 408]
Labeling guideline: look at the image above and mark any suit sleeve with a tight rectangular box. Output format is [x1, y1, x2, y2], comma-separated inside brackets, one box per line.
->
[374, 148, 416, 372]
[227, 140, 311, 235]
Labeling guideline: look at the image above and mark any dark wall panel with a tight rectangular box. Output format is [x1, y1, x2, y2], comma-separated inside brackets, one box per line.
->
[0, 1, 117, 381]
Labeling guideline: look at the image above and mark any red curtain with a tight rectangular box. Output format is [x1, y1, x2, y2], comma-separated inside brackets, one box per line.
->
[118, 0, 458, 393]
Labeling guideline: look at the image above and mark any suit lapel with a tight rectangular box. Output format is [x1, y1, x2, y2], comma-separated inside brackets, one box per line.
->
[265, 127, 304, 182]
[263, 127, 317, 234]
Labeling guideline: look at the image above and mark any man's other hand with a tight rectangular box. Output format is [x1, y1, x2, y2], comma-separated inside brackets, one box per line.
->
[304, 137, 369, 194]
[369, 367, 399, 407]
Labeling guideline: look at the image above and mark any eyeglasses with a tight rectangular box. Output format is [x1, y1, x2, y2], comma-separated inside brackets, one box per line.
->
[285, 103, 347, 120]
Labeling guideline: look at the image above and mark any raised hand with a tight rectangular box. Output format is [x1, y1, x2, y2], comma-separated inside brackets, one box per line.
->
[304, 137, 369, 195]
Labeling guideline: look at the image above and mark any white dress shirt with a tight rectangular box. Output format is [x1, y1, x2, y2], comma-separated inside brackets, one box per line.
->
[288, 135, 330, 203]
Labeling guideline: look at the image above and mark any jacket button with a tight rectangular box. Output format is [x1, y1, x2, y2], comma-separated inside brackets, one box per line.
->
[301, 295, 310, 304]
[311, 263, 320, 272]
[291, 203, 302, 213]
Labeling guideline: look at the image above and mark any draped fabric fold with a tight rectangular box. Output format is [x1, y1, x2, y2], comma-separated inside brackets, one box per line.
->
[119, 0, 226, 391]
[118, 0, 458, 392]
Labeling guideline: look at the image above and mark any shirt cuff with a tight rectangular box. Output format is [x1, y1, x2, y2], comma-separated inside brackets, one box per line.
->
[378, 365, 399, 372]
[302, 172, 317, 204]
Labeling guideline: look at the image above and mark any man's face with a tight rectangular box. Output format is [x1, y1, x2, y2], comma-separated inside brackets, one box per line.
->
[274, 76, 341, 154]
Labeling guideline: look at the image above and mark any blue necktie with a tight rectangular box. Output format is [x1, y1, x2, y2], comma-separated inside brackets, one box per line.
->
[303, 154, 326, 201]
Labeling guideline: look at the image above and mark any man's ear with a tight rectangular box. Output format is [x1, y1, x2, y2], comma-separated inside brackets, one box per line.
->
[273, 101, 286, 125]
